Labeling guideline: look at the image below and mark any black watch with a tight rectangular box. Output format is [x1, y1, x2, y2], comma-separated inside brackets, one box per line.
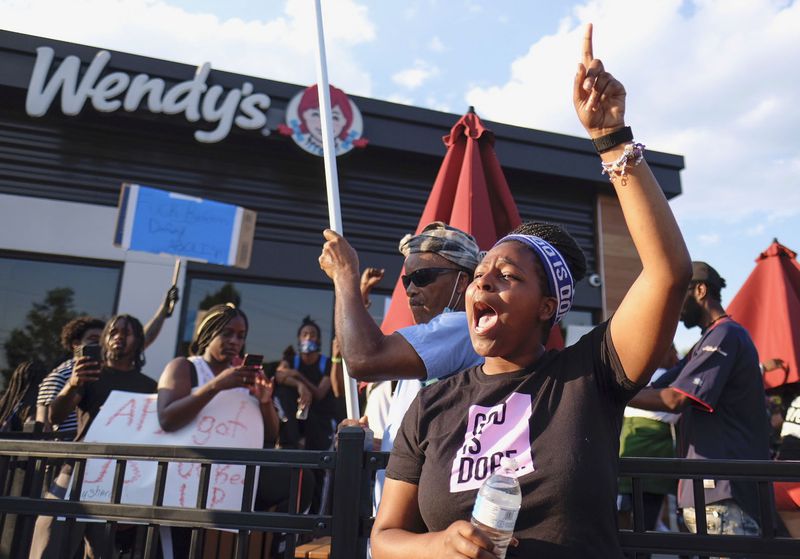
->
[592, 126, 633, 153]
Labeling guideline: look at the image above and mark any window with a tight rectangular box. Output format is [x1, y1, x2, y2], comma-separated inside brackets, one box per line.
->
[181, 278, 336, 363]
[0, 253, 121, 373]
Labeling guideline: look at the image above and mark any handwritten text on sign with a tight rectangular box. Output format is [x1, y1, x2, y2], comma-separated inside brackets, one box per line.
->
[79, 390, 263, 510]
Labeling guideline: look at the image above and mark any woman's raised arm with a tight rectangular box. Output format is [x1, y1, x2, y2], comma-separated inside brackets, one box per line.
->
[573, 24, 692, 384]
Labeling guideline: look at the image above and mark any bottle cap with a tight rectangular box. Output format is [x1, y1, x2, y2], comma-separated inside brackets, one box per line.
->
[500, 456, 517, 472]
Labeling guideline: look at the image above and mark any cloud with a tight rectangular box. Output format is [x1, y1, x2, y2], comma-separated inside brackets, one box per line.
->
[698, 233, 720, 246]
[429, 36, 446, 53]
[0, 0, 377, 95]
[465, 0, 800, 222]
[392, 59, 440, 90]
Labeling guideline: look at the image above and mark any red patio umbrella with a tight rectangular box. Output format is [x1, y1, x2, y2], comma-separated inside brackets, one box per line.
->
[379, 107, 565, 349]
[727, 240, 800, 388]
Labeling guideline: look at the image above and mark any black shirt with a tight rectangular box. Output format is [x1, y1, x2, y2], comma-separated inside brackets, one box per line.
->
[75, 366, 157, 440]
[294, 354, 339, 419]
[386, 322, 637, 558]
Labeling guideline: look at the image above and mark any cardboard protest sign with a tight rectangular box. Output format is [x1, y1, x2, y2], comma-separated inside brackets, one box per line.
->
[77, 390, 263, 510]
[113, 183, 256, 268]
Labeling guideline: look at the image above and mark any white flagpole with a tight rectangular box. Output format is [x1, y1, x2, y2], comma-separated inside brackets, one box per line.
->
[312, 0, 360, 421]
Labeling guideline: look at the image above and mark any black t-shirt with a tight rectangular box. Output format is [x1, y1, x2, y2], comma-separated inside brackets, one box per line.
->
[386, 322, 638, 558]
[295, 355, 339, 418]
[75, 366, 158, 440]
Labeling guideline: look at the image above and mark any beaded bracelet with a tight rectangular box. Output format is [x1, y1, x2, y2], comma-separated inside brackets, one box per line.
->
[601, 142, 645, 181]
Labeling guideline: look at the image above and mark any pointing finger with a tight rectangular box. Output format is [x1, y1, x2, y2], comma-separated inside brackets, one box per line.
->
[573, 63, 588, 106]
[582, 23, 594, 67]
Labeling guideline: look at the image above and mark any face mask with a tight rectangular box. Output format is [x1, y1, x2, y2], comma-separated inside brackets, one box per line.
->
[299, 339, 320, 354]
[443, 271, 464, 314]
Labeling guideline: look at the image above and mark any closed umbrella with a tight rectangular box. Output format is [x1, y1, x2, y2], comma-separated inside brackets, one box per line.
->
[379, 108, 565, 349]
[727, 240, 800, 388]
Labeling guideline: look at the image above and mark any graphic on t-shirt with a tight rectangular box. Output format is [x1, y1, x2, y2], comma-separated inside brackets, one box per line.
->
[450, 392, 534, 492]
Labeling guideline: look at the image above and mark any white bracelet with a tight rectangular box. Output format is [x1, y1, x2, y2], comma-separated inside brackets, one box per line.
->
[601, 142, 645, 181]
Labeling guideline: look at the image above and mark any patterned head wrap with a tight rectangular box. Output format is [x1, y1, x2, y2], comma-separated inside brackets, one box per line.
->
[495, 234, 575, 325]
[399, 221, 481, 272]
[190, 303, 248, 356]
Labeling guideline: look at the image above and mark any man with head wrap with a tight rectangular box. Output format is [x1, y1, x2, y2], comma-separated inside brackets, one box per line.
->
[320, 222, 484, 510]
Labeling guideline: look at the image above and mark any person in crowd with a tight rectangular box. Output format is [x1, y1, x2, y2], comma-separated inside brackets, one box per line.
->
[370, 23, 691, 558]
[628, 261, 771, 539]
[617, 345, 680, 547]
[35, 316, 105, 432]
[319, 220, 483, 510]
[34, 286, 178, 432]
[30, 314, 158, 559]
[274, 316, 341, 451]
[156, 303, 277, 437]
[0, 360, 47, 431]
[273, 316, 343, 515]
[156, 303, 287, 556]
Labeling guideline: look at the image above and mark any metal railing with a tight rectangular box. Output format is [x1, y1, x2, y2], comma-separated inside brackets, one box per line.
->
[0, 427, 385, 559]
[619, 457, 800, 558]
[1, 428, 799, 558]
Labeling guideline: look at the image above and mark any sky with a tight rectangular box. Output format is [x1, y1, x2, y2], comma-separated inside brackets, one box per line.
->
[1, 0, 798, 352]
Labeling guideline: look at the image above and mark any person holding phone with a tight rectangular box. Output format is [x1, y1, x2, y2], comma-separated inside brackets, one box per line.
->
[156, 303, 278, 439]
[156, 304, 293, 556]
[31, 314, 159, 559]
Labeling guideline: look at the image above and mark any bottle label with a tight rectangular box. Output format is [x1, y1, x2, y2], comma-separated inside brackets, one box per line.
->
[472, 494, 519, 532]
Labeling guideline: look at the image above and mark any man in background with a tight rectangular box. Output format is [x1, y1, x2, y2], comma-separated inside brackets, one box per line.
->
[628, 262, 770, 537]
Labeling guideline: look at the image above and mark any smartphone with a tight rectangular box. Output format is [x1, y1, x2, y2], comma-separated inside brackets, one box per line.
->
[75, 344, 102, 363]
[243, 353, 263, 368]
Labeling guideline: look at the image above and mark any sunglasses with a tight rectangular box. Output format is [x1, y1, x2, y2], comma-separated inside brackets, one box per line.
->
[401, 267, 461, 289]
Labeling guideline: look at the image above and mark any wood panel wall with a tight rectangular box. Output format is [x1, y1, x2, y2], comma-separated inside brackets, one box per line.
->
[597, 194, 641, 320]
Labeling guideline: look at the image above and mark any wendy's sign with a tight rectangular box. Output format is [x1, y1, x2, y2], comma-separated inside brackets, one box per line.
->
[278, 84, 367, 156]
[25, 46, 271, 143]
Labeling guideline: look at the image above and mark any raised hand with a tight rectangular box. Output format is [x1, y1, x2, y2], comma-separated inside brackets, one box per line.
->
[573, 23, 626, 138]
[360, 267, 385, 305]
[319, 229, 360, 281]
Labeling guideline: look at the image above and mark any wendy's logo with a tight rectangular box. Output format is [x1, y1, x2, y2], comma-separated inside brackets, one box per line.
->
[278, 84, 367, 157]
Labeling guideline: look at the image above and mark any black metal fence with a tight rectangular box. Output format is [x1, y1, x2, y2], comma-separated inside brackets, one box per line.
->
[0, 427, 385, 559]
[1, 428, 799, 558]
[619, 457, 800, 558]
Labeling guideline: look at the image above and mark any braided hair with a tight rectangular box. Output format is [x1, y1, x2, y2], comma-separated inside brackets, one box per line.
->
[0, 360, 47, 431]
[102, 314, 146, 370]
[190, 304, 249, 357]
[508, 221, 587, 342]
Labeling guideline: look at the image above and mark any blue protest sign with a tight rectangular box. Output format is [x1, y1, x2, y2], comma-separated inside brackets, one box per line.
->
[114, 184, 255, 268]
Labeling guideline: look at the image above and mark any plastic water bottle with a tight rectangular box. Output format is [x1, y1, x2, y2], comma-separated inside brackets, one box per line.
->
[470, 457, 522, 559]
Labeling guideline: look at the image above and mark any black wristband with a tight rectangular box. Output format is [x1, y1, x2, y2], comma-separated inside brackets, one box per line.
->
[592, 126, 633, 153]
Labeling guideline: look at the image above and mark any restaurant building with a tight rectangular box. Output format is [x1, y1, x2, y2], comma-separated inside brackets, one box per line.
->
[0, 30, 684, 377]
